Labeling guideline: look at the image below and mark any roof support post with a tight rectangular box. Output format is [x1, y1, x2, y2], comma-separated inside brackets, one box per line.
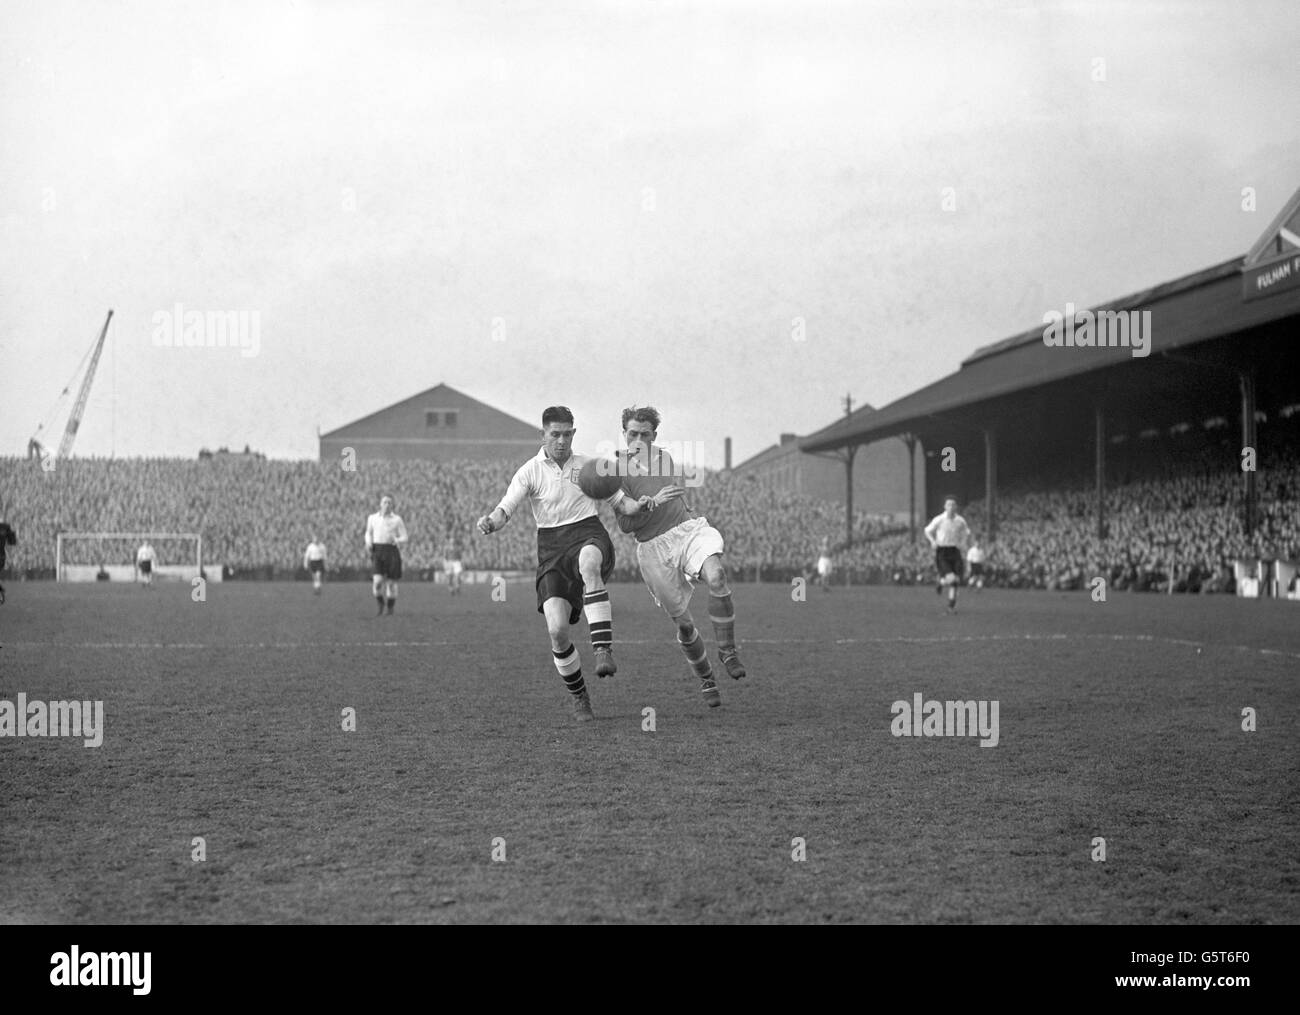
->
[984, 427, 997, 543]
[844, 444, 858, 549]
[900, 433, 918, 544]
[1095, 403, 1107, 540]
[1240, 368, 1257, 537]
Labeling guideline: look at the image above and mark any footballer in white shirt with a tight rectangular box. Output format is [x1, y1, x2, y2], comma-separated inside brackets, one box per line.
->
[135, 541, 157, 588]
[924, 497, 972, 612]
[476, 406, 656, 723]
[966, 541, 987, 589]
[365, 496, 408, 615]
[303, 538, 326, 594]
[815, 536, 834, 591]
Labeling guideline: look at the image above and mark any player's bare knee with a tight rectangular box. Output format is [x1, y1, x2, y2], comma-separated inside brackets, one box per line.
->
[702, 558, 729, 595]
[547, 621, 570, 651]
[578, 546, 604, 586]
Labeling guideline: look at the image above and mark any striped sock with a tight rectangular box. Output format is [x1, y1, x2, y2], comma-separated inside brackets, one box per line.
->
[553, 644, 585, 695]
[677, 629, 713, 679]
[708, 592, 736, 653]
[583, 589, 613, 652]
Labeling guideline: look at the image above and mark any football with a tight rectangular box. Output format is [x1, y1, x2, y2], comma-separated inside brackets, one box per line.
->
[578, 457, 623, 500]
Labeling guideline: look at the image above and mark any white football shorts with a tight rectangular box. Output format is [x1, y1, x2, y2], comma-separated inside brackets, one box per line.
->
[635, 516, 725, 618]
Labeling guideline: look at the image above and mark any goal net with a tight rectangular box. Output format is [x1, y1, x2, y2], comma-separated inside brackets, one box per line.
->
[55, 532, 209, 582]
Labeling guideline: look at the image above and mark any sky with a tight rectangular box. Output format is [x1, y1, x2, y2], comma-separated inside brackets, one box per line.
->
[2, 0, 1298, 467]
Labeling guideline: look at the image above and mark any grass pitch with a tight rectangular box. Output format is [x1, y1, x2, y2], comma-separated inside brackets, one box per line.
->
[1, 579, 1296, 924]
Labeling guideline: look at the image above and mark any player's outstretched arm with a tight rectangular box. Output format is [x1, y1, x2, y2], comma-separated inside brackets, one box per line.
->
[394, 519, 409, 545]
[477, 507, 509, 534]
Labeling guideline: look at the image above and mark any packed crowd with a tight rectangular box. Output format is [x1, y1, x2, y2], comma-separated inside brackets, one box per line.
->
[0, 456, 897, 578]
[826, 449, 1300, 592]
[2, 444, 1296, 592]
[971, 454, 1300, 592]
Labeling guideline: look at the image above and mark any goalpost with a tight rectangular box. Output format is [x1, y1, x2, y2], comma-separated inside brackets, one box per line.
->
[55, 532, 205, 583]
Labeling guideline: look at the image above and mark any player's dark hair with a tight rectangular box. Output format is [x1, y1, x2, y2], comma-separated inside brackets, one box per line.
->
[944, 495, 958, 505]
[542, 405, 574, 428]
[622, 405, 661, 431]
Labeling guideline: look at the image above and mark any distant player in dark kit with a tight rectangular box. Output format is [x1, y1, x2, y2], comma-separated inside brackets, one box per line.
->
[925, 497, 972, 612]
[442, 534, 464, 596]
[0, 521, 15, 604]
[593, 405, 747, 708]
[476, 406, 658, 723]
[365, 495, 408, 615]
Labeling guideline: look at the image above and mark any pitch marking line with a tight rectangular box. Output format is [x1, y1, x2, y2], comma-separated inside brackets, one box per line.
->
[6, 632, 1300, 662]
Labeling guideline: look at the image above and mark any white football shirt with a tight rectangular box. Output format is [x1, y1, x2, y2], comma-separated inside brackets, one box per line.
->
[497, 447, 625, 529]
[925, 512, 971, 549]
[365, 512, 408, 547]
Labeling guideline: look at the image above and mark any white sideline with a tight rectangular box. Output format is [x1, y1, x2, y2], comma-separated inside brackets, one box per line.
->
[5, 632, 1300, 661]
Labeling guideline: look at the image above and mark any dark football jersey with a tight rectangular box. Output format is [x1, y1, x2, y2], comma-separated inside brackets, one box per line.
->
[616, 448, 699, 542]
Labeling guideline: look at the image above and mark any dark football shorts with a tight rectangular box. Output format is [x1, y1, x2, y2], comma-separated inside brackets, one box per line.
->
[308, 559, 325, 574]
[138, 560, 153, 575]
[969, 561, 985, 577]
[935, 546, 963, 578]
[536, 515, 615, 625]
[371, 544, 402, 580]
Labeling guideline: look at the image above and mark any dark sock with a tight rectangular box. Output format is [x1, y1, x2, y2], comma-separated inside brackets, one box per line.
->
[708, 592, 736, 655]
[678, 629, 713, 679]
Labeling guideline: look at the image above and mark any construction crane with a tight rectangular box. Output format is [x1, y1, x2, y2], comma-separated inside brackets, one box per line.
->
[29, 310, 113, 461]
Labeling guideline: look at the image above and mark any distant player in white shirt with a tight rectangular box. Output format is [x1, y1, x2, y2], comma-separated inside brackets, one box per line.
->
[304, 538, 326, 594]
[442, 534, 464, 596]
[135, 541, 157, 588]
[476, 406, 656, 723]
[815, 536, 833, 592]
[365, 496, 408, 615]
[924, 497, 972, 612]
[966, 541, 986, 590]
